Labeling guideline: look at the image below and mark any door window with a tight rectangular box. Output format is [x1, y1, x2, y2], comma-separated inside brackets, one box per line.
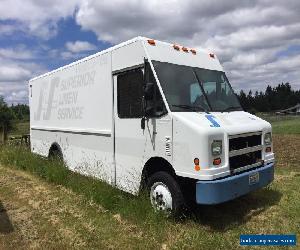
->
[117, 69, 144, 118]
[145, 62, 167, 117]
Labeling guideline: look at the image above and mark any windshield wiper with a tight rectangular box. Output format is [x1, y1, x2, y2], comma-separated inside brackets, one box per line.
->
[222, 106, 243, 112]
[172, 104, 210, 113]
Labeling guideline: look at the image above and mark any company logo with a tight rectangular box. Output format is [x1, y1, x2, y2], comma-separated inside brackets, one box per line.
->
[34, 71, 96, 121]
[205, 114, 221, 127]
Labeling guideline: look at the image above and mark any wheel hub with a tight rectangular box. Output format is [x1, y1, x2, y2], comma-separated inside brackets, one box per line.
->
[150, 182, 172, 211]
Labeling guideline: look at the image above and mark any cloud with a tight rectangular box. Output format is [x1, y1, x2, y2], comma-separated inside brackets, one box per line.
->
[0, 81, 29, 105]
[0, 45, 48, 104]
[74, 0, 300, 92]
[0, 65, 31, 82]
[0, 46, 35, 60]
[0, 0, 81, 39]
[1, 0, 300, 104]
[65, 40, 97, 53]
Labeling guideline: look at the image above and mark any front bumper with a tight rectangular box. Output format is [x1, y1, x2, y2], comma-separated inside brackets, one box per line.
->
[196, 163, 274, 204]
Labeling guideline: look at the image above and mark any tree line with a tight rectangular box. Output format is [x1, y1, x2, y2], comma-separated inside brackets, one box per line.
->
[0, 97, 29, 141]
[238, 82, 300, 113]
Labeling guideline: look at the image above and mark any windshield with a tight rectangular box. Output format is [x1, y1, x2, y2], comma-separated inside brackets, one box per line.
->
[152, 61, 242, 112]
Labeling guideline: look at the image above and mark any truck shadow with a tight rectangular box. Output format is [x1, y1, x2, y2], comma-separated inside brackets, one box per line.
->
[185, 188, 282, 232]
[0, 201, 14, 234]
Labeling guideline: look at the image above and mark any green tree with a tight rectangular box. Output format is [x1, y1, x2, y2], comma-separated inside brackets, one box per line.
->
[0, 96, 15, 142]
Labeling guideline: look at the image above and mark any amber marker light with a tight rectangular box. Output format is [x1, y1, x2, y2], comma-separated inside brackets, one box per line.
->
[190, 49, 197, 55]
[194, 158, 200, 171]
[173, 44, 180, 51]
[182, 47, 189, 52]
[213, 158, 221, 165]
[147, 39, 156, 45]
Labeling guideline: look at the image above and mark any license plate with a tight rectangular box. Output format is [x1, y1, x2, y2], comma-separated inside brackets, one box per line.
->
[249, 172, 259, 185]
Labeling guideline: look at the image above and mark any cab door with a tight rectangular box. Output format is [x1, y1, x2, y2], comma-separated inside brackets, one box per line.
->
[114, 64, 173, 194]
[113, 68, 147, 193]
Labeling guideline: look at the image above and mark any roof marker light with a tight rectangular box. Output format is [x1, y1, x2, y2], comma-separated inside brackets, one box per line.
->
[147, 39, 156, 45]
[182, 47, 189, 52]
[209, 53, 215, 58]
[190, 49, 197, 55]
[173, 44, 180, 51]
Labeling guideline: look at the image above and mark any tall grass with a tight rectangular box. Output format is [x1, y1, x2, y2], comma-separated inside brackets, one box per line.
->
[1, 141, 299, 249]
[0, 145, 168, 231]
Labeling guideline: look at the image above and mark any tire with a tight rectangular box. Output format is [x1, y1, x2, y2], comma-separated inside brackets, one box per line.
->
[49, 148, 63, 162]
[147, 171, 185, 214]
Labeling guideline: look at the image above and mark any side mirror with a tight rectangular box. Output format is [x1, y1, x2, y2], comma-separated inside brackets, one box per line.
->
[144, 82, 154, 101]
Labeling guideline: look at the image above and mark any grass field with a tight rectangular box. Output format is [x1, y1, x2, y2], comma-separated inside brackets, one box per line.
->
[1, 117, 299, 249]
[257, 114, 300, 134]
[9, 120, 30, 137]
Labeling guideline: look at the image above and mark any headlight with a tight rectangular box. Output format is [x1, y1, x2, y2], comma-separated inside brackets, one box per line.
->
[264, 132, 272, 145]
[211, 140, 222, 156]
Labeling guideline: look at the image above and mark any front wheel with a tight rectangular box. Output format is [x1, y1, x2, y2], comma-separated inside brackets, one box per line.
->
[147, 171, 185, 213]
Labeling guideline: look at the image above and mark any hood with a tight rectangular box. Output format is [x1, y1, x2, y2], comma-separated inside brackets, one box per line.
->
[172, 111, 271, 135]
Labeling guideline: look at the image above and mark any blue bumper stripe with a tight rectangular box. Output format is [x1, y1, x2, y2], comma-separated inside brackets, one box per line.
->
[196, 163, 274, 204]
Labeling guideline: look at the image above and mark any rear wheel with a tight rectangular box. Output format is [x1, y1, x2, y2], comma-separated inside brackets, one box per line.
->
[49, 146, 63, 162]
[147, 171, 185, 213]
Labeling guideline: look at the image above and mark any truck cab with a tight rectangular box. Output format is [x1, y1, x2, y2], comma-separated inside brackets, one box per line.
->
[140, 38, 275, 211]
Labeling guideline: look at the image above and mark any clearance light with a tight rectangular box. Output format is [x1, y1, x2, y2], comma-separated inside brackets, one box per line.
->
[190, 49, 197, 55]
[173, 44, 180, 51]
[209, 53, 215, 58]
[147, 39, 156, 45]
[213, 158, 221, 166]
[182, 47, 189, 52]
[195, 165, 200, 171]
[265, 147, 272, 153]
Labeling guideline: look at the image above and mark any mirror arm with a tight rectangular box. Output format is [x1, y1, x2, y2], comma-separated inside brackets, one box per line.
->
[141, 96, 146, 130]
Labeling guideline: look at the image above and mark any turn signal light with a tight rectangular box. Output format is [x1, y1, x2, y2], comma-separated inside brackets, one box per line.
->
[147, 39, 156, 45]
[213, 158, 221, 165]
[173, 44, 180, 51]
[209, 53, 215, 58]
[265, 147, 272, 153]
[194, 158, 200, 171]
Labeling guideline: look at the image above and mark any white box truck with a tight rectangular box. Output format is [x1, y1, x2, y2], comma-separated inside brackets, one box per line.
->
[29, 37, 275, 212]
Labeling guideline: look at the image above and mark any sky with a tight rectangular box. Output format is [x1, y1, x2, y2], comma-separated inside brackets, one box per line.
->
[0, 0, 300, 105]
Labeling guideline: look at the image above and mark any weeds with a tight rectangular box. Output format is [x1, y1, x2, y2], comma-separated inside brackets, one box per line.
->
[0, 145, 164, 230]
[0, 136, 299, 249]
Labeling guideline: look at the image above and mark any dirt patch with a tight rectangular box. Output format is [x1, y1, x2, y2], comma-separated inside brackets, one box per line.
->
[273, 134, 300, 169]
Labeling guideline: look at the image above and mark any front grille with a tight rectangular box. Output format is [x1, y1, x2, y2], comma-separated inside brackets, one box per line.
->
[229, 132, 263, 173]
[229, 134, 261, 151]
[229, 150, 262, 170]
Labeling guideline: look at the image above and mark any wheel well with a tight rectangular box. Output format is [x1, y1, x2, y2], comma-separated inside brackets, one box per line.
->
[48, 143, 62, 158]
[141, 157, 175, 188]
[141, 157, 197, 203]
